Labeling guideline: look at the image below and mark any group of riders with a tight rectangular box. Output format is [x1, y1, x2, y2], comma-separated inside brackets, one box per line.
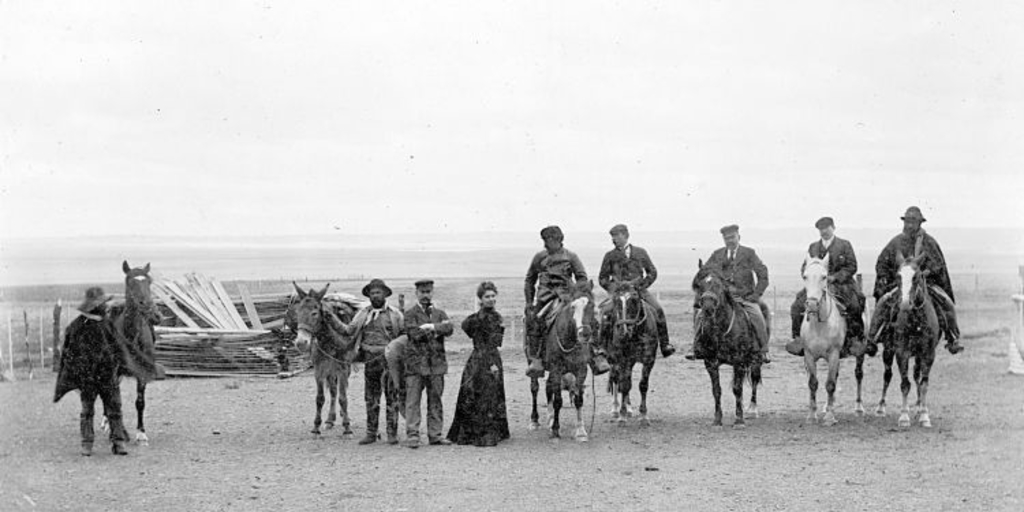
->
[522, 205, 963, 379]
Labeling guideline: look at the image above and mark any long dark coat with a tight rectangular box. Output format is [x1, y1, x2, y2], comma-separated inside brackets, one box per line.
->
[54, 314, 122, 402]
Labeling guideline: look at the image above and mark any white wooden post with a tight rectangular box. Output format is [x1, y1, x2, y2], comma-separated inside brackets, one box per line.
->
[39, 311, 45, 370]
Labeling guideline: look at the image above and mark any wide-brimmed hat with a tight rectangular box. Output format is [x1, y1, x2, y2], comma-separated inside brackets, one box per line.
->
[901, 206, 926, 222]
[815, 216, 835, 229]
[78, 287, 112, 313]
[361, 278, 392, 298]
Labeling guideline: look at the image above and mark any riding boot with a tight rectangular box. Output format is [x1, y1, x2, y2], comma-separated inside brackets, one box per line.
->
[786, 306, 805, 356]
[943, 309, 964, 354]
[656, 318, 676, 357]
[525, 313, 546, 378]
[590, 346, 611, 375]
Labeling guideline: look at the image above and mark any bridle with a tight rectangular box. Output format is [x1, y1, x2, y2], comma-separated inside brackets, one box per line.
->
[614, 285, 647, 337]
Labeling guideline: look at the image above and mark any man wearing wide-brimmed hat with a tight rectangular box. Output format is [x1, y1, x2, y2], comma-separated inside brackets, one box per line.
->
[327, 278, 406, 444]
[785, 216, 868, 358]
[53, 287, 129, 456]
[868, 206, 962, 355]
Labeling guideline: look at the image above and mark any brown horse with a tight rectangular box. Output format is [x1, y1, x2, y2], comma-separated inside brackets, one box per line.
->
[286, 283, 357, 437]
[692, 260, 764, 428]
[604, 281, 659, 427]
[541, 280, 597, 441]
[108, 261, 164, 445]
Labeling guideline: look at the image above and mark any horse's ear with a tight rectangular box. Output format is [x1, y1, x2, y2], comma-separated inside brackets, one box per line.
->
[122, 260, 131, 274]
[698, 258, 704, 270]
[896, 252, 905, 266]
[585, 279, 594, 292]
[821, 253, 830, 269]
[292, 281, 307, 299]
[142, 263, 151, 274]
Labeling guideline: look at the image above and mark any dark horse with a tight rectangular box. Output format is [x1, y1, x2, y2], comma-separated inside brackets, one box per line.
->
[692, 260, 764, 428]
[604, 281, 659, 427]
[107, 261, 164, 445]
[286, 283, 356, 437]
[873, 254, 942, 428]
[526, 280, 597, 441]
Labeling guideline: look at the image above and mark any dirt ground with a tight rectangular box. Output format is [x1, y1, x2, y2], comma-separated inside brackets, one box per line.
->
[2, 327, 1023, 512]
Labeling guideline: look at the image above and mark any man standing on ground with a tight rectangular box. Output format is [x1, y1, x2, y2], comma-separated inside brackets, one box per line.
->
[402, 279, 454, 448]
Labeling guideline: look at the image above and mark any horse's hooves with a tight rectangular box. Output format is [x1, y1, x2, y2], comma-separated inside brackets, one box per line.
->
[342, 432, 354, 439]
[528, 422, 540, 431]
[919, 415, 933, 428]
[746, 406, 760, 419]
[639, 417, 651, 428]
[134, 433, 150, 446]
[712, 421, 723, 429]
[822, 415, 838, 426]
[324, 423, 335, 430]
[733, 422, 746, 430]
[576, 435, 589, 443]
[549, 430, 560, 440]
[311, 429, 321, 435]
[898, 415, 911, 428]
[854, 405, 866, 416]
[875, 406, 887, 417]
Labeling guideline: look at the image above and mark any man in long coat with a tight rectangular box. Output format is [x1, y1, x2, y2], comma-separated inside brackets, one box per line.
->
[784, 217, 867, 357]
[868, 206, 962, 355]
[54, 287, 129, 456]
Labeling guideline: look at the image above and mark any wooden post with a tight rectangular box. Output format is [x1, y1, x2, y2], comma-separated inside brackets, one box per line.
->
[52, 300, 62, 372]
[23, 310, 33, 379]
[38, 311, 44, 370]
[7, 312, 14, 379]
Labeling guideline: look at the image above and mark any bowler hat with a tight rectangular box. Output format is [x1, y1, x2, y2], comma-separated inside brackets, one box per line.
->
[609, 224, 629, 236]
[815, 217, 835, 229]
[361, 278, 393, 298]
[901, 206, 926, 222]
[540, 225, 564, 241]
[78, 287, 112, 313]
[720, 224, 740, 235]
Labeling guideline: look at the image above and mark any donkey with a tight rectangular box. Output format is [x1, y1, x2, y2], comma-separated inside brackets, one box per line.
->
[286, 283, 357, 437]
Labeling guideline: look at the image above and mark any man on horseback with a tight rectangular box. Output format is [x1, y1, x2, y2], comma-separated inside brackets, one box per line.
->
[868, 206, 963, 355]
[524, 225, 610, 378]
[785, 217, 869, 358]
[598, 224, 676, 358]
[685, 224, 771, 363]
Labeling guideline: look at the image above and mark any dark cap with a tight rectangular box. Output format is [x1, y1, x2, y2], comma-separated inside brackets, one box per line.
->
[719, 224, 740, 235]
[540, 225, 564, 241]
[361, 278, 393, 298]
[815, 217, 835, 229]
[414, 279, 434, 289]
[901, 206, 926, 222]
[609, 224, 629, 236]
[78, 286, 113, 313]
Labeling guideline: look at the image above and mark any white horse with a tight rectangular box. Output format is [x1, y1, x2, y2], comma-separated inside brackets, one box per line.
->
[800, 255, 846, 426]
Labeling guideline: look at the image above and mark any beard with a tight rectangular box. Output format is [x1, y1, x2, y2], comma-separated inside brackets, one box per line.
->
[370, 297, 386, 309]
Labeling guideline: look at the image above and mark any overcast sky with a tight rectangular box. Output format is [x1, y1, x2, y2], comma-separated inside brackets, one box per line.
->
[2, 1, 1022, 239]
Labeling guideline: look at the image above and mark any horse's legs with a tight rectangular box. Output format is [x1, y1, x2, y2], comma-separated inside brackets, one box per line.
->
[746, 364, 762, 418]
[546, 377, 561, 439]
[528, 376, 541, 430]
[876, 346, 895, 416]
[135, 380, 148, 445]
[339, 365, 353, 437]
[638, 361, 654, 427]
[609, 378, 620, 419]
[805, 354, 819, 424]
[572, 370, 588, 442]
[916, 354, 935, 428]
[312, 378, 326, 435]
[897, 353, 912, 428]
[731, 365, 746, 429]
[325, 373, 338, 429]
[822, 351, 840, 426]
[854, 355, 866, 415]
[617, 361, 633, 426]
[706, 363, 723, 427]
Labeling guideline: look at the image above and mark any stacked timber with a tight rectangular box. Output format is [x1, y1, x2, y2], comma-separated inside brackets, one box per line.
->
[151, 275, 308, 377]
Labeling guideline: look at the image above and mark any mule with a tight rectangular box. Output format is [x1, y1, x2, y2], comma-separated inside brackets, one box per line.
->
[287, 283, 357, 437]
[537, 280, 596, 441]
[604, 282, 659, 427]
[799, 255, 846, 425]
[876, 254, 941, 428]
[692, 261, 764, 428]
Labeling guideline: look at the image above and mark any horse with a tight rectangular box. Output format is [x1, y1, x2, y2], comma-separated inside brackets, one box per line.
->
[530, 280, 597, 441]
[691, 260, 764, 428]
[799, 255, 846, 426]
[604, 281, 659, 427]
[286, 282, 357, 437]
[874, 253, 941, 428]
[108, 261, 164, 445]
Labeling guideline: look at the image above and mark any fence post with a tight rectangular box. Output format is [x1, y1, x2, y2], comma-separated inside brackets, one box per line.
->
[39, 311, 44, 370]
[6, 312, 14, 380]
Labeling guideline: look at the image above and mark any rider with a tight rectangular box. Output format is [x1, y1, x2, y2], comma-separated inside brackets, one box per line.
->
[685, 224, 771, 363]
[597, 224, 676, 358]
[867, 206, 963, 355]
[524, 225, 611, 378]
[784, 216, 868, 358]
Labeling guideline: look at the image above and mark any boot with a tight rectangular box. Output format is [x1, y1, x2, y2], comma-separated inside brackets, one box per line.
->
[656, 319, 675, 357]
[526, 358, 546, 378]
[786, 326, 804, 357]
[945, 339, 964, 355]
[591, 352, 611, 375]
[683, 344, 704, 361]
[111, 440, 128, 455]
[80, 442, 93, 457]
[358, 432, 378, 445]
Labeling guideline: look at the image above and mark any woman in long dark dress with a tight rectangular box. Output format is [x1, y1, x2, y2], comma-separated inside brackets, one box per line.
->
[446, 281, 510, 446]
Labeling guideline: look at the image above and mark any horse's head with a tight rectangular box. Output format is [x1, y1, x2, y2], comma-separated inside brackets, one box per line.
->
[801, 254, 830, 319]
[288, 282, 330, 353]
[569, 279, 596, 341]
[896, 253, 926, 312]
[612, 281, 644, 338]
[693, 259, 727, 314]
[122, 260, 154, 307]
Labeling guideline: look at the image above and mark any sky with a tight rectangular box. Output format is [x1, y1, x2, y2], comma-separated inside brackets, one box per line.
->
[1, 1, 1022, 239]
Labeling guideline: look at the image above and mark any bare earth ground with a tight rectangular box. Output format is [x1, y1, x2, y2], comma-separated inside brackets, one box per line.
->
[1, 331, 1023, 512]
